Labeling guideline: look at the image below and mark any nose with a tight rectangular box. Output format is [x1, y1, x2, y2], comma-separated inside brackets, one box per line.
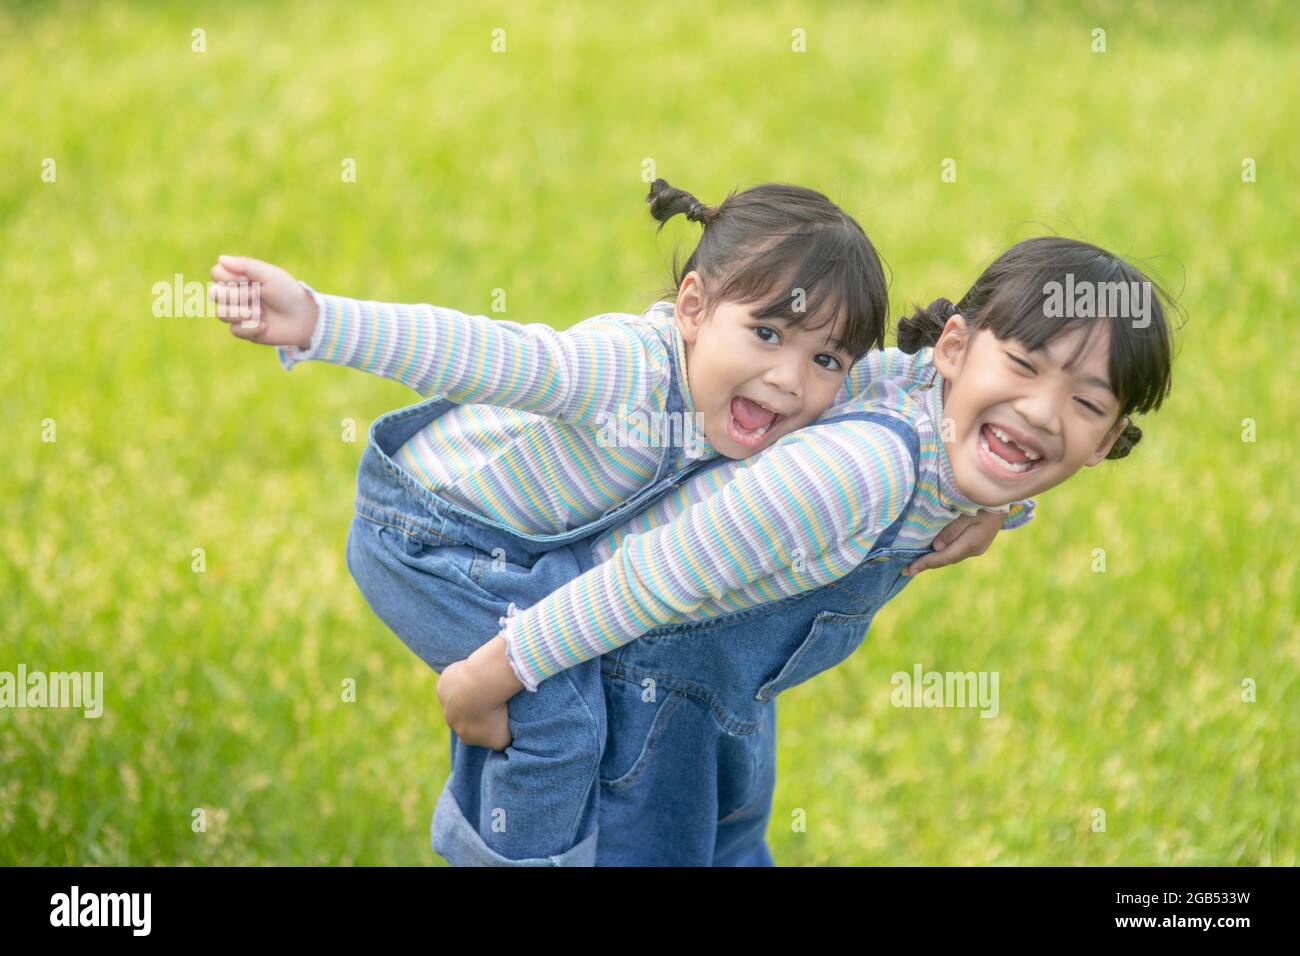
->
[1013, 387, 1061, 438]
[761, 352, 804, 400]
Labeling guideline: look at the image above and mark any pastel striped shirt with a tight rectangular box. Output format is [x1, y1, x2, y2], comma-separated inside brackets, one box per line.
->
[502, 348, 1037, 692]
[278, 289, 716, 533]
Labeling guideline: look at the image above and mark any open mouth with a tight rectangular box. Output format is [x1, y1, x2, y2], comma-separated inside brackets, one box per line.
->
[977, 422, 1046, 478]
[727, 395, 786, 449]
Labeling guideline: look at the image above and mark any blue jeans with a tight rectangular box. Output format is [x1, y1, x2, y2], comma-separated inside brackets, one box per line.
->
[346, 380, 702, 864]
[349, 395, 926, 865]
[587, 408, 927, 866]
[591, 543, 926, 865]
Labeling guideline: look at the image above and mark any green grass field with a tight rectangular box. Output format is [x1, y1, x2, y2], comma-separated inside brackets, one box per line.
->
[2, 0, 1296, 865]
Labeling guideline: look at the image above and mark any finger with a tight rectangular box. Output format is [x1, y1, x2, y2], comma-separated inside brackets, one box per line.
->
[931, 517, 975, 551]
[904, 553, 945, 575]
[454, 723, 496, 749]
[905, 539, 975, 575]
[218, 254, 276, 284]
[930, 527, 965, 552]
[209, 279, 255, 312]
[903, 555, 930, 575]
[229, 318, 266, 340]
[210, 263, 240, 283]
[214, 301, 259, 324]
[225, 278, 258, 311]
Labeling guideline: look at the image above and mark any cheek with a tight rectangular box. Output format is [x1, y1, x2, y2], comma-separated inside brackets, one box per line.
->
[812, 375, 846, 407]
[1060, 426, 1105, 467]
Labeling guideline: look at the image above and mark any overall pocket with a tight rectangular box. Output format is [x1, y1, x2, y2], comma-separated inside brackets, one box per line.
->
[755, 609, 877, 701]
[598, 675, 686, 791]
[352, 519, 508, 671]
[374, 524, 497, 604]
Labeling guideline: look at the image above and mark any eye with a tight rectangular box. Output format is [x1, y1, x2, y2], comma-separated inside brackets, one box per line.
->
[813, 353, 844, 371]
[753, 326, 780, 345]
[1006, 352, 1035, 373]
[1077, 398, 1106, 416]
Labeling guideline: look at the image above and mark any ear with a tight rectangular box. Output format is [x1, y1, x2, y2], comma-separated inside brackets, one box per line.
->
[1086, 415, 1129, 466]
[929, 314, 970, 380]
[674, 271, 709, 345]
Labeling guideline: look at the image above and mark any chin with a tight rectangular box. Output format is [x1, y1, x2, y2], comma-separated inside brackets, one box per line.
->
[952, 475, 1009, 508]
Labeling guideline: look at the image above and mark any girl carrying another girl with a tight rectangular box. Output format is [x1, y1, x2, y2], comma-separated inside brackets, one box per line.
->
[209, 179, 1019, 864]
[437, 235, 1175, 866]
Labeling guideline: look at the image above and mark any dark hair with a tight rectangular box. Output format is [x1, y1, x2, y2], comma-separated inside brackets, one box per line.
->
[896, 236, 1179, 460]
[646, 178, 888, 359]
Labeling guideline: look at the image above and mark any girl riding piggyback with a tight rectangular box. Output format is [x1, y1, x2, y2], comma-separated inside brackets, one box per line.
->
[210, 178, 1005, 864]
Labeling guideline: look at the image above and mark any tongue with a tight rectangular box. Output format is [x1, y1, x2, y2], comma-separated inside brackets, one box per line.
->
[732, 396, 776, 431]
[983, 424, 1029, 463]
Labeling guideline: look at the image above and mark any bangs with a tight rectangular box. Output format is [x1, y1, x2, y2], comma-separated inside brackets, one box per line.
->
[968, 238, 1175, 416]
[707, 226, 888, 359]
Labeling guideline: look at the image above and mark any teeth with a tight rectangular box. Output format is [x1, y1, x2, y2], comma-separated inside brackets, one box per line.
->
[979, 427, 1035, 473]
[988, 424, 1041, 461]
[734, 400, 779, 440]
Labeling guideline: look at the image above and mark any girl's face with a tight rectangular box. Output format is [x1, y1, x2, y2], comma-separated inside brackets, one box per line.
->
[675, 271, 855, 459]
[932, 316, 1131, 505]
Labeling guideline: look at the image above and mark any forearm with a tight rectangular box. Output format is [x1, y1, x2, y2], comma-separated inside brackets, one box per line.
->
[278, 288, 658, 420]
[502, 421, 915, 691]
[502, 542, 679, 692]
[278, 287, 534, 398]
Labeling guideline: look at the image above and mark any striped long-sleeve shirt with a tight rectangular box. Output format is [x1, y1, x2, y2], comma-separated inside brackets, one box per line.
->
[501, 349, 1037, 692]
[278, 288, 716, 533]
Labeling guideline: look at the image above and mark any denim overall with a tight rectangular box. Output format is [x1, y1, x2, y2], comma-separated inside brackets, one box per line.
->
[587, 410, 927, 866]
[344, 329, 720, 865]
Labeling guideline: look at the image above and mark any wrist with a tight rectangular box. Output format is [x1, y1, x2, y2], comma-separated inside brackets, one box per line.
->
[298, 285, 319, 350]
[465, 635, 525, 699]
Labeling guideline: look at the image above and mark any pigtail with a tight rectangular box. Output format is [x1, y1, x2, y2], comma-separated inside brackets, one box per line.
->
[897, 297, 957, 353]
[646, 178, 718, 232]
[1106, 421, 1143, 460]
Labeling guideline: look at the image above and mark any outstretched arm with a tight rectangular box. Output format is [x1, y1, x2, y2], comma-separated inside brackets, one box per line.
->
[212, 255, 665, 425]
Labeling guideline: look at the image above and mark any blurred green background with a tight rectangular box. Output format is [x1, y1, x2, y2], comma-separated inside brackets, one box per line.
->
[1, 0, 1295, 865]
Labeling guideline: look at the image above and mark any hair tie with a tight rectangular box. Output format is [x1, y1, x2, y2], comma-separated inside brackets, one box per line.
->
[687, 200, 709, 223]
[1107, 421, 1142, 460]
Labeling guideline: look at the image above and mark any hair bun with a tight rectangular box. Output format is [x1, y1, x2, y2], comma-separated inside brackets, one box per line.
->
[1106, 421, 1142, 459]
[897, 297, 957, 353]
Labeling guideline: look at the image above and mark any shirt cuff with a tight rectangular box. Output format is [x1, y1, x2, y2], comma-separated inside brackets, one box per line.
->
[502, 622, 543, 693]
[1001, 498, 1037, 530]
[276, 282, 330, 371]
